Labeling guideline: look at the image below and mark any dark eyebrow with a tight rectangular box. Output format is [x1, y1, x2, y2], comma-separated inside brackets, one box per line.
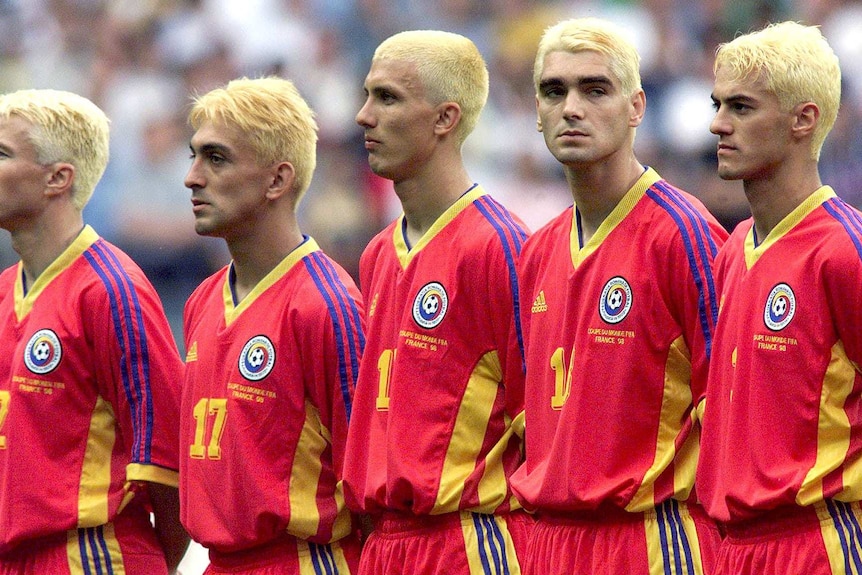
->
[711, 93, 757, 106]
[189, 142, 232, 156]
[539, 74, 614, 92]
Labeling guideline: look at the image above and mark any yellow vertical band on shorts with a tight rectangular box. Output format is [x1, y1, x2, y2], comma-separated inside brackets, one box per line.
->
[816, 500, 862, 575]
[297, 540, 353, 575]
[66, 523, 126, 575]
[644, 501, 706, 575]
[460, 512, 521, 575]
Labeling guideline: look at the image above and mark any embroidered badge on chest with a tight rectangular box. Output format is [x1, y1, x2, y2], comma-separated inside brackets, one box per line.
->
[599, 276, 632, 325]
[412, 282, 448, 329]
[763, 283, 796, 331]
[24, 329, 62, 374]
[238, 335, 276, 381]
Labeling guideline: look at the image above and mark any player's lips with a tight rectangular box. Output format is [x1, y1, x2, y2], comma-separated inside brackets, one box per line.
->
[364, 136, 381, 151]
[190, 197, 209, 212]
[558, 129, 587, 140]
[716, 142, 736, 155]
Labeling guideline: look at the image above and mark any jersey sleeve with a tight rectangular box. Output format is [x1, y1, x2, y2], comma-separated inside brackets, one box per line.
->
[824, 204, 862, 369]
[481, 207, 530, 430]
[89, 259, 183, 487]
[300, 255, 366, 479]
[673, 215, 728, 409]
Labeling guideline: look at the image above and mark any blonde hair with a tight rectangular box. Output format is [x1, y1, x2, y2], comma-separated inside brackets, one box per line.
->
[714, 21, 841, 160]
[373, 30, 489, 145]
[189, 77, 318, 202]
[534, 18, 642, 97]
[0, 89, 110, 210]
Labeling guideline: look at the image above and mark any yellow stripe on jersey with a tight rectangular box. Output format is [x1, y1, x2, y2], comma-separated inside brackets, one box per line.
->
[570, 168, 659, 268]
[288, 401, 352, 541]
[288, 400, 326, 539]
[434, 351, 510, 513]
[14, 226, 99, 320]
[66, 523, 126, 575]
[744, 186, 836, 268]
[644, 501, 706, 575]
[628, 336, 694, 511]
[461, 512, 521, 575]
[799, 340, 860, 505]
[78, 396, 116, 527]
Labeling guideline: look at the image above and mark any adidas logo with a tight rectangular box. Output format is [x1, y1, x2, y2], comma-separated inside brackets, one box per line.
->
[185, 341, 198, 362]
[531, 291, 548, 313]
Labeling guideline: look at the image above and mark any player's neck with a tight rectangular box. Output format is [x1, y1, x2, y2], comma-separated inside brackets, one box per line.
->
[12, 210, 84, 286]
[744, 165, 822, 240]
[226, 226, 304, 303]
[395, 162, 473, 245]
[566, 156, 643, 244]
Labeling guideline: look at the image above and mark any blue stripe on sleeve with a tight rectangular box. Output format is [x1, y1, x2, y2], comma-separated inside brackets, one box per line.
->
[83, 240, 154, 462]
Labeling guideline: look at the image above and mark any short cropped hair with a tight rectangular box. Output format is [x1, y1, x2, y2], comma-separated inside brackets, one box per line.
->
[189, 77, 318, 202]
[373, 30, 489, 145]
[714, 21, 841, 160]
[0, 89, 110, 210]
[534, 18, 642, 98]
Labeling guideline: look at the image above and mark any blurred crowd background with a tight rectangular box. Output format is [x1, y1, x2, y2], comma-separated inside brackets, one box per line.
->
[1, 0, 861, 348]
[0, 1, 858, 572]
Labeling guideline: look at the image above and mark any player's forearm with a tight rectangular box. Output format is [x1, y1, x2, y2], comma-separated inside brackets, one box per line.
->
[148, 482, 191, 574]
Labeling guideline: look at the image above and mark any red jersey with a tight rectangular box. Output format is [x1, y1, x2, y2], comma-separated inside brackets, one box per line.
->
[698, 187, 862, 523]
[343, 185, 529, 516]
[0, 226, 182, 552]
[180, 237, 365, 552]
[510, 168, 727, 513]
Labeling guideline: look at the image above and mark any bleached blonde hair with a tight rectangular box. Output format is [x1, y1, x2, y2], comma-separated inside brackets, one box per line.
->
[0, 89, 110, 210]
[534, 18, 642, 97]
[714, 21, 841, 160]
[189, 76, 319, 203]
[373, 30, 489, 145]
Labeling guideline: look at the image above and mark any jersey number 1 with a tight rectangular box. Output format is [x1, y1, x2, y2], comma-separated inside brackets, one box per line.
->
[0, 391, 9, 448]
[551, 347, 574, 409]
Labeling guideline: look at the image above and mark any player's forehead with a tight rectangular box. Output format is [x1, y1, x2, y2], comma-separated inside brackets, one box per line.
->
[189, 119, 250, 156]
[364, 58, 424, 96]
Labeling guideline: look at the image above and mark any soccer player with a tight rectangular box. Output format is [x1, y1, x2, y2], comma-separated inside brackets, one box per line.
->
[180, 77, 364, 574]
[0, 89, 188, 573]
[509, 18, 727, 574]
[697, 21, 862, 573]
[342, 30, 531, 575]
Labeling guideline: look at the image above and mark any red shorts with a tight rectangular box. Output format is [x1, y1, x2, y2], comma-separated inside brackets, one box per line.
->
[524, 499, 720, 575]
[204, 533, 361, 575]
[716, 500, 862, 575]
[0, 506, 167, 575]
[358, 510, 530, 575]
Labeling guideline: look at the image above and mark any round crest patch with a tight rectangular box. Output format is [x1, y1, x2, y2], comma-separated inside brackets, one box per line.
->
[763, 283, 795, 331]
[238, 335, 276, 381]
[24, 329, 62, 374]
[599, 276, 632, 325]
[412, 282, 448, 329]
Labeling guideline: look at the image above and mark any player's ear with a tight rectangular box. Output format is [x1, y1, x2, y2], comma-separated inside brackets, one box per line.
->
[791, 101, 819, 141]
[44, 162, 75, 198]
[535, 96, 543, 132]
[266, 161, 295, 201]
[433, 102, 461, 137]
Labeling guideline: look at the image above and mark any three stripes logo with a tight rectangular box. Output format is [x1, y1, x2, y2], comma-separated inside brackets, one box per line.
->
[531, 290, 548, 313]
